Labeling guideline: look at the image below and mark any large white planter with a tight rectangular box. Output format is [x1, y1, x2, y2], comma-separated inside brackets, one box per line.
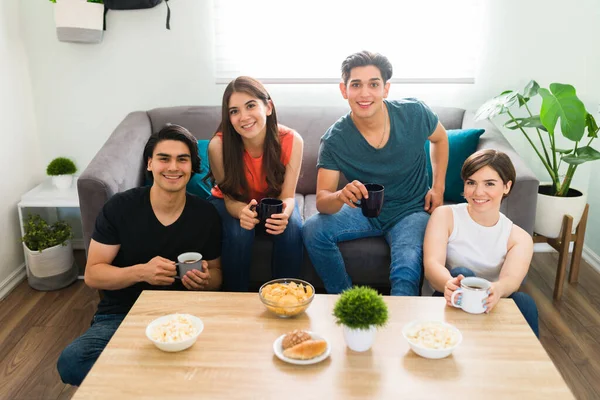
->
[534, 184, 587, 239]
[51, 174, 74, 190]
[54, 0, 104, 44]
[24, 240, 74, 278]
[342, 325, 376, 352]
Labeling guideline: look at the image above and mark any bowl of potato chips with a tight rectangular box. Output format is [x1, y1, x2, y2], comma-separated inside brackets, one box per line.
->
[259, 278, 315, 318]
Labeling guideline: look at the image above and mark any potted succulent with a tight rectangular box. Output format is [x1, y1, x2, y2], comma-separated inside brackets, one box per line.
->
[333, 286, 388, 352]
[50, 0, 104, 44]
[47, 157, 77, 190]
[476, 81, 600, 238]
[21, 214, 77, 290]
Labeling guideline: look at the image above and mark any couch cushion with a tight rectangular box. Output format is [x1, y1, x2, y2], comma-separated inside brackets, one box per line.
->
[425, 128, 485, 203]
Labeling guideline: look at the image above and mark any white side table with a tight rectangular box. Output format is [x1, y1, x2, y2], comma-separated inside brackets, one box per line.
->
[17, 177, 84, 250]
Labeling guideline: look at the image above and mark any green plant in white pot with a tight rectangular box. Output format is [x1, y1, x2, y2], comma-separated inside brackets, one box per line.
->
[333, 286, 388, 352]
[47, 157, 77, 190]
[476, 81, 600, 237]
[21, 214, 77, 290]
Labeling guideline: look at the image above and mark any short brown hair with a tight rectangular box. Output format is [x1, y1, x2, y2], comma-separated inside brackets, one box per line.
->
[461, 149, 516, 197]
[341, 51, 393, 85]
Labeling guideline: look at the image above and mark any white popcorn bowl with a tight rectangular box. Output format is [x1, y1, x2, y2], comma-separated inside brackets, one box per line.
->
[145, 314, 204, 352]
[402, 320, 462, 359]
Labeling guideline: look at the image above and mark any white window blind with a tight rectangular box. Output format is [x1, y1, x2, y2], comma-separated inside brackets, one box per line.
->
[213, 0, 482, 84]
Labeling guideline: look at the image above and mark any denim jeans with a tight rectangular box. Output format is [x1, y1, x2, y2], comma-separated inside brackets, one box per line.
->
[303, 205, 430, 296]
[209, 197, 303, 291]
[57, 314, 125, 386]
[434, 267, 539, 337]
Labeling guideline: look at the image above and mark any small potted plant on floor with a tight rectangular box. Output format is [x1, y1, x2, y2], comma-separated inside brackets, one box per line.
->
[22, 214, 77, 290]
[333, 286, 388, 352]
[47, 157, 77, 189]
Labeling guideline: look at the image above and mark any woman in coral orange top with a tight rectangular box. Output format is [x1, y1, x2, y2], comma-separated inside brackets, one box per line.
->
[207, 76, 304, 291]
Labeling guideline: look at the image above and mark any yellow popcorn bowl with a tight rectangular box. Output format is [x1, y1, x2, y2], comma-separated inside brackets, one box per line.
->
[259, 278, 315, 318]
[402, 320, 462, 359]
[145, 313, 204, 352]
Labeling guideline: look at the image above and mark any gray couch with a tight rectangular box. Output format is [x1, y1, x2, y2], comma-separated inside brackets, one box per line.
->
[78, 106, 539, 292]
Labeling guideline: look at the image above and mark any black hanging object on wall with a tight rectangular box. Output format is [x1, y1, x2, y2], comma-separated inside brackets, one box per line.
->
[103, 0, 171, 30]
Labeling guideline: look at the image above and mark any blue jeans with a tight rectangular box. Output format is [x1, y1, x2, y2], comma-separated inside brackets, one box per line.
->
[434, 267, 539, 338]
[303, 206, 429, 296]
[209, 197, 304, 291]
[57, 314, 125, 386]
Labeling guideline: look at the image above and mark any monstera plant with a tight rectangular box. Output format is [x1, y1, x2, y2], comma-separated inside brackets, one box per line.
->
[476, 80, 599, 197]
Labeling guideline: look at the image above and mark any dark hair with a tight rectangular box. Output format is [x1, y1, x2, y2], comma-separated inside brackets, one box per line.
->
[461, 149, 516, 197]
[143, 123, 200, 182]
[208, 76, 286, 202]
[341, 51, 393, 85]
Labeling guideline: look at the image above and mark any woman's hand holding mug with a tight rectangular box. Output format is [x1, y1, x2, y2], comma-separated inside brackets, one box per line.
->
[239, 199, 260, 230]
[265, 203, 288, 235]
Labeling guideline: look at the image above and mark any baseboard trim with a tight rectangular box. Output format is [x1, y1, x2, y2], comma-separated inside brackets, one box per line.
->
[583, 245, 600, 275]
[0, 264, 27, 301]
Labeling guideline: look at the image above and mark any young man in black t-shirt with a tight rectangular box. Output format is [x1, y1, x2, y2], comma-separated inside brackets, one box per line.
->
[57, 124, 222, 386]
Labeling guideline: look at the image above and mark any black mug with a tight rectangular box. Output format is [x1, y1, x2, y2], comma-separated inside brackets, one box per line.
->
[255, 198, 283, 222]
[360, 183, 384, 218]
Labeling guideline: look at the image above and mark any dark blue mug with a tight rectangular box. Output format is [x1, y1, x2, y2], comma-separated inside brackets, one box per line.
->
[360, 183, 384, 218]
[254, 198, 283, 223]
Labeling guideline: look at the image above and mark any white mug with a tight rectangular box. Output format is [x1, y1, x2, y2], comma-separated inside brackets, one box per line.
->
[176, 252, 203, 279]
[450, 277, 490, 314]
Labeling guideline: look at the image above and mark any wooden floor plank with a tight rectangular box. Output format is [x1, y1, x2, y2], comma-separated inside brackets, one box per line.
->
[0, 326, 62, 400]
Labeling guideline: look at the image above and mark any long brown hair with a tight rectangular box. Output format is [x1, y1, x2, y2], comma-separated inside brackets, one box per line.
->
[208, 76, 286, 202]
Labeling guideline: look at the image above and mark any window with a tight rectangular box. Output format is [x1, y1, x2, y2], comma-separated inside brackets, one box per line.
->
[213, 0, 483, 84]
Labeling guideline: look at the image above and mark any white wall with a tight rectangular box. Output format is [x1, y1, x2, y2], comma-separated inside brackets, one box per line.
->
[0, 0, 43, 296]
[15, 0, 600, 255]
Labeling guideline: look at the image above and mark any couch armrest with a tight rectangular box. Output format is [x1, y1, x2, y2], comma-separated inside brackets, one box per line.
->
[77, 112, 152, 252]
[462, 112, 539, 235]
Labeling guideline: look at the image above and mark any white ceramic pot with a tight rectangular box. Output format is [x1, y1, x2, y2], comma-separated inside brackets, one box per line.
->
[342, 325, 376, 352]
[52, 175, 73, 190]
[24, 240, 74, 278]
[534, 184, 587, 238]
[54, 0, 104, 44]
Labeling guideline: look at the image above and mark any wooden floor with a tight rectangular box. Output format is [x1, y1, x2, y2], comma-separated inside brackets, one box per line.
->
[0, 252, 598, 400]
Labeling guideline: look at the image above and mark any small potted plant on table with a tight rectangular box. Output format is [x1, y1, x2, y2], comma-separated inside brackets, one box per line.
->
[333, 286, 389, 352]
[47, 157, 77, 190]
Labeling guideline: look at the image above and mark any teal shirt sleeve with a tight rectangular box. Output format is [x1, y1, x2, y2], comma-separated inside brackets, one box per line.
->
[420, 100, 439, 137]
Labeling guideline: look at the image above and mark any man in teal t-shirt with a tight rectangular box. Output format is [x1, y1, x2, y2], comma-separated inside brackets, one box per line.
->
[303, 51, 449, 296]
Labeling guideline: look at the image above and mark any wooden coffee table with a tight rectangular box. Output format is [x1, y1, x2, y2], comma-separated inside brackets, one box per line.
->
[73, 292, 572, 399]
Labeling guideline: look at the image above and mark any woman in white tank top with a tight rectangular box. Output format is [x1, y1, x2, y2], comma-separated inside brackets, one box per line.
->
[423, 150, 538, 337]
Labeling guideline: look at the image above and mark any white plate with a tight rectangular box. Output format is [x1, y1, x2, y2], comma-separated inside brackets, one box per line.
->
[273, 331, 331, 365]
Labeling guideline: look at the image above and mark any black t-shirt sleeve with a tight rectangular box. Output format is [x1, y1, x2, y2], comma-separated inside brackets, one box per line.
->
[201, 204, 222, 261]
[91, 195, 122, 245]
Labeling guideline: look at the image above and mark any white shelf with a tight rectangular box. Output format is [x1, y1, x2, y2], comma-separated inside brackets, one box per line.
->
[18, 177, 79, 208]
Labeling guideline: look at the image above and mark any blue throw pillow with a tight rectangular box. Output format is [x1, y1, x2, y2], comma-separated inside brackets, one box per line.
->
[145, 139, 213, 200]
[425, 128, 485, 203]
[186, 139, 212, 199]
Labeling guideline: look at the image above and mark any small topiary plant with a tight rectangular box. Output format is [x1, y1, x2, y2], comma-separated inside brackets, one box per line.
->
[22, 214, 73, 252]
[333, 286, 388, 330]
[46, 157, 77, 176]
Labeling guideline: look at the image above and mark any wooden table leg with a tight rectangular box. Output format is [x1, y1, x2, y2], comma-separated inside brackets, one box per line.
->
[569, 204, 589, 284]
[553, 215, 573, 301]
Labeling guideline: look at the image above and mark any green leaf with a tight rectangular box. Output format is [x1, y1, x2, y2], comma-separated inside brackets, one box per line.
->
[561, 146, 600, 165]
[554, 148, 573, 155]
[586, 113, 598, 138]
[539, 83, 587, 141]
[522, 80, 540, 99]
[503, 116, 547, 131]
[475, 91, 518, 121]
